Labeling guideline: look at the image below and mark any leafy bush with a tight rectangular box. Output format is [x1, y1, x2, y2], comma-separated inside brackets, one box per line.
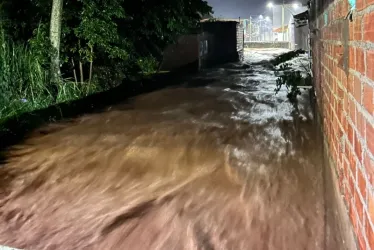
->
[137, 56, 158, 75]
[274, 56, 312, 111]
[275, 63, 303, 107]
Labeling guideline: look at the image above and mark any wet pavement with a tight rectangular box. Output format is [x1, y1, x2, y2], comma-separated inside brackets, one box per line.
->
[0, 49, 341, 249]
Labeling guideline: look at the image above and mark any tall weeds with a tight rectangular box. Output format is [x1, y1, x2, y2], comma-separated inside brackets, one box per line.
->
[0, 25, 99, 123]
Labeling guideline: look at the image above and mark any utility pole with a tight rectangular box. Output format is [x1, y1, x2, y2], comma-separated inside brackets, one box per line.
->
[249, 16, 252, 42]
[281, 0, 285, 41]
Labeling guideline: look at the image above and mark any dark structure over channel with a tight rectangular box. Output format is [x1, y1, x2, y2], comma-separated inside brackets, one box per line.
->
[161, 21, 244, 72]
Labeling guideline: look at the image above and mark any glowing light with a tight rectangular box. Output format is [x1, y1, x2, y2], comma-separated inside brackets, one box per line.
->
[293, 3, 300, 9]
[267, 2, 274, 8]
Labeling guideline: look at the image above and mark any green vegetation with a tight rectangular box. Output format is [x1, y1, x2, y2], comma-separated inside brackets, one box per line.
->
[275, 64, 303, 108]
[0, 0, 212, 124]
[0, 26, 97, 123]
[273, 51, 312, 111]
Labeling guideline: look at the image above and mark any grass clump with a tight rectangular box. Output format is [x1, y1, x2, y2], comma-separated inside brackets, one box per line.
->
[0, 26, 99, 126]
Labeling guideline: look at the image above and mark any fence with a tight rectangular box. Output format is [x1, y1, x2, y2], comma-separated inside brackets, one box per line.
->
[242, 18, 273, 43]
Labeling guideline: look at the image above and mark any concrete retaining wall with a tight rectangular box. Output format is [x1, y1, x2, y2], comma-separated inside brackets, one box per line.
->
[244, 42, 290, 49]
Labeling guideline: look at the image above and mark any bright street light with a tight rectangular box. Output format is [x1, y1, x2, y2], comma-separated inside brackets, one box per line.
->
[265, 16, 270, 21]
[265, 1, 300, 42]
[259, 15, 264, 19]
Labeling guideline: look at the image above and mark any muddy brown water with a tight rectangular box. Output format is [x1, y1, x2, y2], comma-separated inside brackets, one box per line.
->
[0, 50, 342, 249]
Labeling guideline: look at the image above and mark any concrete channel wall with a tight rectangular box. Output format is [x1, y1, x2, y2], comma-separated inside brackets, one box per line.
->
[244, 42, 290, 49]
[309, 0, 374, 248]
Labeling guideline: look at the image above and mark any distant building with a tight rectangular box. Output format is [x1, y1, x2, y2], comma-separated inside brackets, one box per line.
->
[291, 10, 309, 51]
[271, 4, 308, 42]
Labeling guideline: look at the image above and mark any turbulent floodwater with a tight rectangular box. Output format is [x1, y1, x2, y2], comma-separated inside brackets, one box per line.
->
[0, 49, 340, 249]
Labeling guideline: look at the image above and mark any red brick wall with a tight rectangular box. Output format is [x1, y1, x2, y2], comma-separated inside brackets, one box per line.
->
[310, 0, 374, 248]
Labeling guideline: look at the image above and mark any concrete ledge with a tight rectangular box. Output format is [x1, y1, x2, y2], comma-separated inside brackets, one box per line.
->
[244, 41, 290, 49]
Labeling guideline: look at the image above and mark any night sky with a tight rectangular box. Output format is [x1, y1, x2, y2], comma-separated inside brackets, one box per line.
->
[206, 0, 268, 18]
[206, 0, 303, 19]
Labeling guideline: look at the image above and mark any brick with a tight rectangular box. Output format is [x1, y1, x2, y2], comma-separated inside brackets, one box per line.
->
[353, 76, 362, 103]
[348, 145, 358, 176]
[342, 0, 349, 17]
[364, 12, 374, 42]
[356, 110, 366, 139]
[345, 167, 353, 200]
[333, 63, 338, 78]
[349, 99, 356, 122]
[367, 219, 374, 250]
[364, 152, 374, 185]
[367, 50, 374, 82]
[348, 122, 355, 144]
[367, 121, 374, 155]
[337, 102, 343, 122]
[344, 156, 349, 177]
[342, 71, 349, 90]
[369, 192, 374, 228]
[363, 83, 374, 115]
[348, 74, 355, 93]
[356, 0, 365, 10]
[346, 138, 351, 154]
[357, 167, 367, 200]
[365, 212, 373, 249]
[353, 16, 362, 41]
[350, 22, 355, 41]
[355, 133, 363, 162]
[349, 47, 355, 69]
[367, 0, 374, 7]
[342, 115, 349, 134]
[356, 48, 365, 75]
[344, 92, 349, 112]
